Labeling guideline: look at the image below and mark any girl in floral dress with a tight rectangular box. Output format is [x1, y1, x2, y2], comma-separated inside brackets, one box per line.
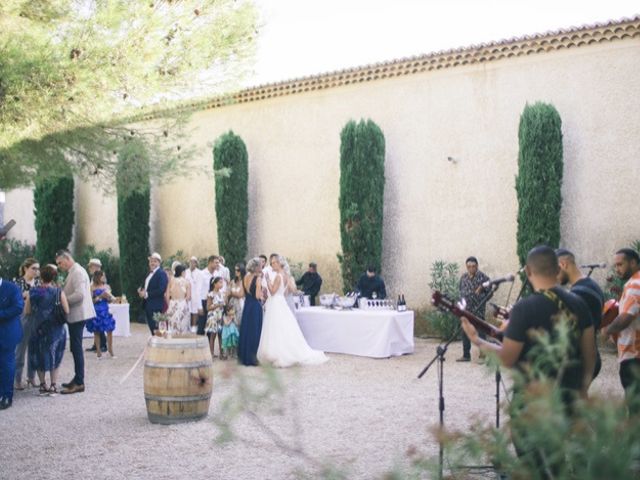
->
[205, 277, 225, 358]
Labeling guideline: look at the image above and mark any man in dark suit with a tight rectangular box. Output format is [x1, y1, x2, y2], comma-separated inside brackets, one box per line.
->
[138, 252, 168, 335]
[0, 278, 24, 409]
[296, 262, 323, 306]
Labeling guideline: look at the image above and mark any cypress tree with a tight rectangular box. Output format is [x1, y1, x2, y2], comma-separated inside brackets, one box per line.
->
[338, 119, 386, 292]
[213, 131, 248, 268]
[116, 140, 151, 319]
[34, 171, 74, 264]
[516, 102, 564, 266]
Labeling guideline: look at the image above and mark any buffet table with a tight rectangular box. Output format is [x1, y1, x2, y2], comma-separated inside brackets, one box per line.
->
[82, 304, 131, 338]
[294, 307, 414, 358]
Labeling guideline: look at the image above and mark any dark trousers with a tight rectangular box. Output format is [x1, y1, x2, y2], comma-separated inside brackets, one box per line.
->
[68, 321, 86, 386]
[620, 358, 640, 415]
[197, 299, 207, 335]
[145, 308, 160, 334]
[461, 330, 486, 358]
[309, 295, 316, 306]
[0, 343, 17, 400]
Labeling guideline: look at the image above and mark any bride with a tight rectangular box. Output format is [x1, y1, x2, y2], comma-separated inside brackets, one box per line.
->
[257, 255, 328, 368]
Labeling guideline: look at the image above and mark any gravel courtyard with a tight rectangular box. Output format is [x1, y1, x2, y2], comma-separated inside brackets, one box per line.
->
[1, 324, 623, 480]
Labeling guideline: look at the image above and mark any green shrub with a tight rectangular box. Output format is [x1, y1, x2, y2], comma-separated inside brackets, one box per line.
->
[116, 140, 150, 320]
[33, 172, 74, 264]
[0, 238, 36, 280]
[426, 260, 460, 340]
[338, 119, 385, 292]
[213, 131, 248, 269]
[75, 245, 122, 296]
[516, 102, 563, 270]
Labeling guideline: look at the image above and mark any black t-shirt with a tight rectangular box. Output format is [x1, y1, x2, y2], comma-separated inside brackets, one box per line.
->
[571, 277, 604, 331]
[505, 287, 592, 392]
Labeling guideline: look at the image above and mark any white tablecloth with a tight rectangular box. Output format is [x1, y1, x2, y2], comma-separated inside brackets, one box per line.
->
[83, 304, 131, 337]
[294, 307, 414, 358]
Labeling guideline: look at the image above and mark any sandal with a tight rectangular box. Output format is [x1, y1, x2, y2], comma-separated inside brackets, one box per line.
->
[27, 379, 38, 389]
[48, 384, 58, 395]
[39, 383, 49, 395]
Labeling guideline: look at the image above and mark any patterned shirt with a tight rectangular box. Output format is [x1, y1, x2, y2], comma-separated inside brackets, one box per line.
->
[13, 276, 41, 294]
[617, 270, 640, 363]
[459, 271, 490, 319]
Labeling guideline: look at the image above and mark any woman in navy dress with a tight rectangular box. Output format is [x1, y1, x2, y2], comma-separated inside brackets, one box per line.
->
[26, 265, 69, 395]
[238, 258, 264, 366]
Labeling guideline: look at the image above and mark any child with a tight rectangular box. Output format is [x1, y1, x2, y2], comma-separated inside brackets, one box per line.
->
[205, 277, 225, 358]
[221, 305, 240, 359]
[89, 270, 116, 358]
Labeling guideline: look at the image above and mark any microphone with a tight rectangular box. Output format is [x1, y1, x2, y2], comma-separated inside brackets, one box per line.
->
[482, 274, 515, 289]
[580, 263, 606, 269]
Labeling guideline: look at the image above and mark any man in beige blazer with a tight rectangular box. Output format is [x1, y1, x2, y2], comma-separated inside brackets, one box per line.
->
[55, 250, 96, 394]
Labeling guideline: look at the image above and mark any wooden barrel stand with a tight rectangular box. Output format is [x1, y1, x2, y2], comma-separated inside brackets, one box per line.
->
[143, 335, 213, 425]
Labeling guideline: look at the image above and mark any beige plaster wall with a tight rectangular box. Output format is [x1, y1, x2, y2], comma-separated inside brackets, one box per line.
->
[5, 39, 640, 307]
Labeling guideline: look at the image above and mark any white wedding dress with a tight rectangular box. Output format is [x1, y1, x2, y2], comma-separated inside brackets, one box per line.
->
[257, 273, 328, 368]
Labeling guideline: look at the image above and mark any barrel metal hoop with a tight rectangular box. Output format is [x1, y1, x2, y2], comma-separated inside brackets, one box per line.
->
[144, 360, 212, 369]
[146, 339, 210, 349]
[145, 393, 212, 402]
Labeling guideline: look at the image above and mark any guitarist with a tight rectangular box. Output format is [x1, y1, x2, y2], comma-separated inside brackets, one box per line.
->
[457, 256, 490, 363]
[461, 246, 595, 477]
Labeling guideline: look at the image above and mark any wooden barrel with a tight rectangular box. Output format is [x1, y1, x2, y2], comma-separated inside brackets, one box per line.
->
[143, 335, 213, 425]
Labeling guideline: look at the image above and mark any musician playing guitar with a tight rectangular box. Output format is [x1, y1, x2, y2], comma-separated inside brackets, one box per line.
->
[604, 248, 640, 414]
[460, 246, 595, 478]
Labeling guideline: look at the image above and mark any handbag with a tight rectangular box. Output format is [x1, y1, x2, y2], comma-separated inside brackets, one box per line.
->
[53, 288, 67, 326]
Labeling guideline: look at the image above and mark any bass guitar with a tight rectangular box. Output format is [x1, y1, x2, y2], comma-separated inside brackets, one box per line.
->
[431, 291, 504, 342]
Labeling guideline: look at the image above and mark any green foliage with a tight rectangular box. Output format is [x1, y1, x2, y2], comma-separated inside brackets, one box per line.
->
[435, 317, 640, 480]
[116, 140, 150, 319]
[0, 0, 259, 189]
[213, 131, 248, 269]
[0, 238, 36, 280]
[338, 119, 385, 292]
[516, 102, 564, 268]
[33, 171, 74, 264]
[75, 245, 122, 296]
[425, 260, 460, 340]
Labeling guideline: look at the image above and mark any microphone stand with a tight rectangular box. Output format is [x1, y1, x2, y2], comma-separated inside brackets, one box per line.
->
[417, 284, 503, 479]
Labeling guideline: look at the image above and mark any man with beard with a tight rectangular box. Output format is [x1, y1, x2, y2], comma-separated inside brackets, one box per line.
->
[604, 248, 640, 414]
[556, 248, 604, 378]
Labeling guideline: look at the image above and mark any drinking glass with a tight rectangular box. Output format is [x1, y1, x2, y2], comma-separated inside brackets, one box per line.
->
[158, 320, 167, 337]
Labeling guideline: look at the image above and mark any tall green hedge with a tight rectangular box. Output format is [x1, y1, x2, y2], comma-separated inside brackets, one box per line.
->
[213, 131, 248, 268]
[338, 119, 385, 292]
[516, 102, 564, 266]
[34, 172, 74, 264]
[116, 140, 150, 319]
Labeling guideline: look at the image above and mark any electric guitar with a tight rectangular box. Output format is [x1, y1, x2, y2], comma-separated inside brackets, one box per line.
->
[431, 290, 504, 342]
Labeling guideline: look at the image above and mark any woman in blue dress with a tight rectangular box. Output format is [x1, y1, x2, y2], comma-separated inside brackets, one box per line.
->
[87, 270, 116, 358]
[25, 265, 69, 395]
[237, 258, 264, 366]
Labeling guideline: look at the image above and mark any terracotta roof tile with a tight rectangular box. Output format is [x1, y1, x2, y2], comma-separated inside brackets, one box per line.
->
[131, 15, 640, 121]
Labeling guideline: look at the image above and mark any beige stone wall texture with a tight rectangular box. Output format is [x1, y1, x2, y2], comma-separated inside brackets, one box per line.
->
[5, 34, 640, 308]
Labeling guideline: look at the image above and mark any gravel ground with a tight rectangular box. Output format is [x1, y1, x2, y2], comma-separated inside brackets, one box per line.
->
[1, 324, 623, 480]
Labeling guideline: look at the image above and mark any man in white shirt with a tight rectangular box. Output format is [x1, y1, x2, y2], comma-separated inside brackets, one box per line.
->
[185, 256, 202, 330]
[218, 256, 231, 286]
